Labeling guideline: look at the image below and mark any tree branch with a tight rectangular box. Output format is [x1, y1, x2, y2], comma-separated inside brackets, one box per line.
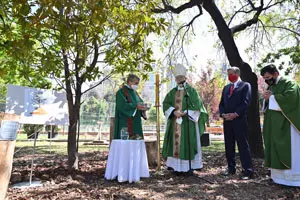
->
[74, 28, 81, 86]
[166, 8, 202, 64]
[98, 36, 119, 48]
[229, 0, 291, 35]
[90, 37, 99, 69]
[82, 72, 113, 95]
[230, 0, 264, 34]
[50, 73, 66, 91]
[230, 9, 263, 34]
[62, 49, 74, 107]
[0, 14, 5, 28]
[263, 0, 286, 10]
[247, 0, 256, 9]
[228, 3, 252, 26]
[258, 19, 273, 47]
[152, 0, 200, 14]
[264, 25, 300, 37]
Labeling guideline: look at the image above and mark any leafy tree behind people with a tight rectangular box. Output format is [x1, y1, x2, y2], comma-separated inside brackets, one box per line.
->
[190, 65, 226, 122]
[0, 0, 168, 170]
[152, 0, 299, 158]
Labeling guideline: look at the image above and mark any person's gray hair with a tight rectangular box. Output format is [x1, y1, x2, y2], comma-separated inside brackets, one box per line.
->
[127, 74, 140, 83]
[227, 67, 240, 75]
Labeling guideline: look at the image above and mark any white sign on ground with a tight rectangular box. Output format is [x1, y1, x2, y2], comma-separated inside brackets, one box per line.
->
[6, 84, 69, 125]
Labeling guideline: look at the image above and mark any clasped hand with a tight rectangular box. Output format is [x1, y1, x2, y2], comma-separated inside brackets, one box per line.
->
[174, 110, 186, 118]
[222, 113, 238, 120]
[263, 90, 272, 100]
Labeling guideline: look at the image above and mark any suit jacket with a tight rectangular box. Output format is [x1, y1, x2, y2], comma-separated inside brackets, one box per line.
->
[219, 81, 252, 118]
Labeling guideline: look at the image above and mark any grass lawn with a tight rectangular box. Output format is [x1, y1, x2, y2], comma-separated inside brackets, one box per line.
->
[15, 133, 109, 156]
[15, 133, 225, 157]
[202, 140, 225, 153]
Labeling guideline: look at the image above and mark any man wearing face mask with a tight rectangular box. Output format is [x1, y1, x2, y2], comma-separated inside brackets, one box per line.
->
[219, 67, 254, 180]
[261, 64, 300, 186]
[113, 74, 147, 139]
[162, 64, 208, 173]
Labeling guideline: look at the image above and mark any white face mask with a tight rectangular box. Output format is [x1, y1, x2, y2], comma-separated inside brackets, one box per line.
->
[131, 85, 139, 91]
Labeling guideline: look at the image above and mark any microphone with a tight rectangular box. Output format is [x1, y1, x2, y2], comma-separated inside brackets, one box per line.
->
[181, 81, 194, 107]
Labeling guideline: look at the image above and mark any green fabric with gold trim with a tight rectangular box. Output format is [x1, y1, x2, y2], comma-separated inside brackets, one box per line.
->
[162, 83, 208, 160]
[263, 77, 300, 169]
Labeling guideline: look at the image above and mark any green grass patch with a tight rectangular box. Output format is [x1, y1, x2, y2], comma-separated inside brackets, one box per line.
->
[15, 133, 225, 157]
[16, 133, 97, 140]
[15, 140, 108, 156]
[202, 141, 225, 153]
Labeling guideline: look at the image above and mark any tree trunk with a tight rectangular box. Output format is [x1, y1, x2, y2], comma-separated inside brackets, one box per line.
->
[145, 139, 158, 168]
[67, 106, 79, 171]
[66, 89, 82, 171]
[241, 67, 264, 158]
[202, 0, 264, 158]
[63, 50, 82, 171]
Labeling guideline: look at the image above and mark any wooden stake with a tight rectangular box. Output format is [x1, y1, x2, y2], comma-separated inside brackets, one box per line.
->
[155, 73, 161, 171]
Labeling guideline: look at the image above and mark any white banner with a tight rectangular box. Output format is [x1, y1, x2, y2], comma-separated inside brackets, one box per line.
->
[6, 84, 69, 125]
[0, 121, 19, 140]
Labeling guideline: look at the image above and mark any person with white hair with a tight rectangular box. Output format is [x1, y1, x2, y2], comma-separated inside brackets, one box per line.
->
[162, 64, 208, 173]
[219, 66, 254, 180]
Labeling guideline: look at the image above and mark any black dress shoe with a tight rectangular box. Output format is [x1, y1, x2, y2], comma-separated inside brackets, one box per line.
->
[240, 171, 254, 180]
[173, 171, 183, 176]
[223, 168, 236, 176]
[167, 167, 174, 171]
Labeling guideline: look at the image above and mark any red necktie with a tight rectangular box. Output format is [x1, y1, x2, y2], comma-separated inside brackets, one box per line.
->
[230, 84, 234, 96]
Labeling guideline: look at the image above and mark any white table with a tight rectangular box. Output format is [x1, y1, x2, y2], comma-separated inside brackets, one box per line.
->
[105, 140, 150, 183]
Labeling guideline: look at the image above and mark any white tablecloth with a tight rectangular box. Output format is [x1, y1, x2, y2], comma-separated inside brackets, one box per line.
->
[104, 140, 150, 183]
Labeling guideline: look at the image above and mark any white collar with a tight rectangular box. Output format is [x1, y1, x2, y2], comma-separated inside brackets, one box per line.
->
[276, 76, 281, 84]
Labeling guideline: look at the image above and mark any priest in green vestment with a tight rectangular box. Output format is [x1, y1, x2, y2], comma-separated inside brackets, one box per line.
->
[162, 64, 208, 172]
[261, 64, 300, 186]
[114, 74, 148, 139]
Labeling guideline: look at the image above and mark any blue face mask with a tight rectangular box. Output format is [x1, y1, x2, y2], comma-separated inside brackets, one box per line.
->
[131, 85, 139, 91]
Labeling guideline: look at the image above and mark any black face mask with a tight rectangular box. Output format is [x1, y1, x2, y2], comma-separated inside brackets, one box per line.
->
[265, 77, 276, 86]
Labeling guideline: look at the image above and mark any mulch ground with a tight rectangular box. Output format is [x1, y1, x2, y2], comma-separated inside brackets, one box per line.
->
[7, 151, 300, 200]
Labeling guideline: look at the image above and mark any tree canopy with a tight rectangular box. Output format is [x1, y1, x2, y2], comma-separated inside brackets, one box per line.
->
[151, 0, 298, 158]
[0, 0, 168, 169]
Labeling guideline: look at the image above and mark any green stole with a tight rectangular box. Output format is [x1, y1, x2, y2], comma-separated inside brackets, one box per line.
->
[113, 86, 144, 139]
[162, 84, 208, 160]
[263, 77, 300, 169]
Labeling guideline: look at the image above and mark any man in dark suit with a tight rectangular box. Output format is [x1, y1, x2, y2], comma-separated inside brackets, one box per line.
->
[219, 67, 254, 180]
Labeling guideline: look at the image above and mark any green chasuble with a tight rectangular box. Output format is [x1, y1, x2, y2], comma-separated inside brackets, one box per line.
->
[113, 85, 144, 139]
[162, 83, 208, 160]
[263, 77, 300, 169]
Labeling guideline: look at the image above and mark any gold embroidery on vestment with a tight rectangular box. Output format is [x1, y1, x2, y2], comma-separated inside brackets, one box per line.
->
[173, 90, 184, 158]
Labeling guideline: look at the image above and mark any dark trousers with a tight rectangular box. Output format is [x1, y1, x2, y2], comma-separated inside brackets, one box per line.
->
[224, 117, 253, 172]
